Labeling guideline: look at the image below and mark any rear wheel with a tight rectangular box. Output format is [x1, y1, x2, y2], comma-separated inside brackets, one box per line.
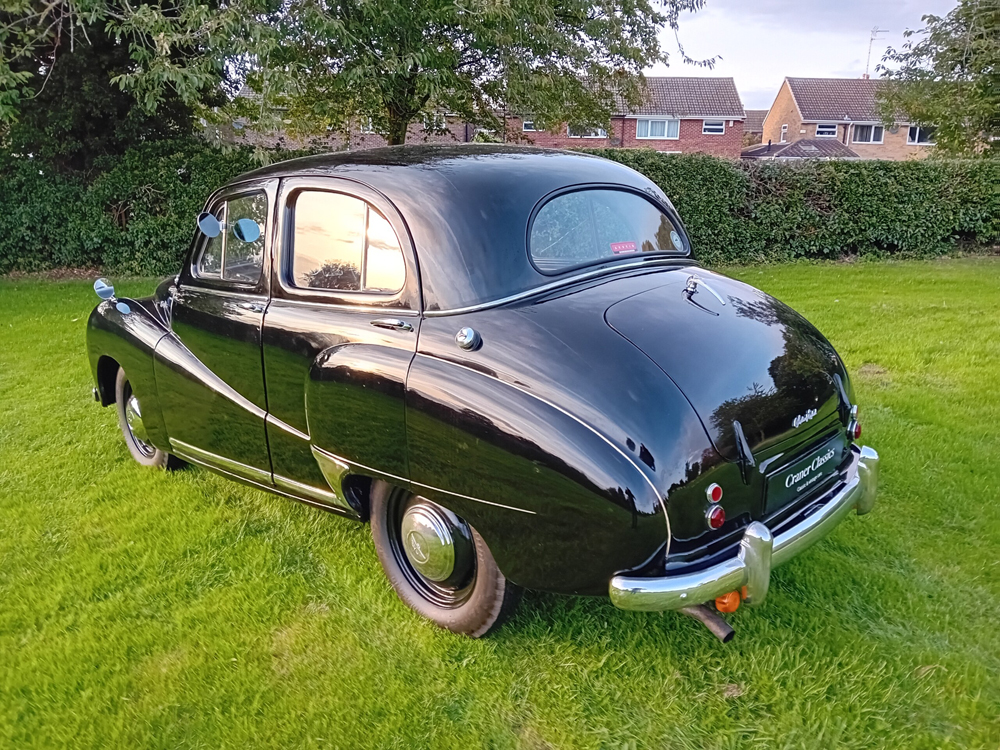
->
[370, 481, 522, 637]
[114, 367, 181, 469]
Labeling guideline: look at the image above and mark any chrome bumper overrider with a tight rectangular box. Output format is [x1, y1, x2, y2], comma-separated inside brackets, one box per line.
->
[609, 444, 879, 611]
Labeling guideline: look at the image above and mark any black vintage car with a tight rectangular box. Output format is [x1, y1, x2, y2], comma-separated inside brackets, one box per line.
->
[87, 145, 879, 641]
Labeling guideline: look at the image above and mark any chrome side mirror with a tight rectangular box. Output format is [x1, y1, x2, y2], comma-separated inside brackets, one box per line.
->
[197, 212, 222, 238]
[94, 277, 115, 300]
[232, 218, 261, 243]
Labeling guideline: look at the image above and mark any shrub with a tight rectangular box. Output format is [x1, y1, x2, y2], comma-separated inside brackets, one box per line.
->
[585, 149, 1000, 264]
[1, 143, 997, 275]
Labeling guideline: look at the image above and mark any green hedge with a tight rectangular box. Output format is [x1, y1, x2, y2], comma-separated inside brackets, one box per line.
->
[1, 142, 997, 275]
[585, 149, 1000, 265]
[0, 140, 268, 276]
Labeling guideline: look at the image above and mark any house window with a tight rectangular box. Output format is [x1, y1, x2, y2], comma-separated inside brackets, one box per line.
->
[567, 125, 608, 138]
[422, 112, 446, 131]
[780, 124, 788, 143]
[636, 119, 679, 139]
[359, 117, 375, 134]
[852, 124, 884, 143]
[522, 120, 536, 132]
[702, 120, 725, 135]
[816, 123, 837, 138]
[908, 126, 936, 144]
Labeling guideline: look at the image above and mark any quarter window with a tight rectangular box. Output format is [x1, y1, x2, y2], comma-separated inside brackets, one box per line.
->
[530, 189, 686, 274]
[702, 120, 725, 135]
[816, 123, 837, 137]
[289, 191, 405, 293]
[852, 124, 884, 143]
[194, 192, 266, 285]
[636, 118, 679, 139]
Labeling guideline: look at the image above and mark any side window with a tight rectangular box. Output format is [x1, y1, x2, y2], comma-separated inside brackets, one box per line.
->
[290, 190, 405, 293]
[194, 192, 266, 285]
[224, 193, 267, 283]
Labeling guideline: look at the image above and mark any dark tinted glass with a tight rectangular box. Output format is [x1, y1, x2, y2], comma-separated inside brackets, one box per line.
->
[530, 189, 685, 273]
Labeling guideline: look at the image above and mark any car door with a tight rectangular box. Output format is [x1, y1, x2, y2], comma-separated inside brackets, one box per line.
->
[262, 177, 421, 512]
[154, 179, 277, 481]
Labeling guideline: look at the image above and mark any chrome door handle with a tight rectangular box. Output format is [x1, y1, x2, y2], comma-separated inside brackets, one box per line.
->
[237, 301, 265, 313]
[370, 318, 414, 332]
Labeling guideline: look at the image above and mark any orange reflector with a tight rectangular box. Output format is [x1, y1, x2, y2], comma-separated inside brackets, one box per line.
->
[715, 591, 741, 613]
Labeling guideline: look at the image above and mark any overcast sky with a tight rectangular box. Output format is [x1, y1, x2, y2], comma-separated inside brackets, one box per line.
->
[646, 0, 958, 110]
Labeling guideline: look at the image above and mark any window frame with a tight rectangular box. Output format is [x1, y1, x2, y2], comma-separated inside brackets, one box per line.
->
[272, 177, 420, 311]
[183, 178, 276, 296]
[522, 120, 536, 132]
[636, 118, 680, 140]
[852, 124, 884, 144]
[907, 125, 936, 145]
[815, 123, 838, 138]
[780, 124, 788, 143]
[526, 183, 691, 278]
[702, 119, 726, 135]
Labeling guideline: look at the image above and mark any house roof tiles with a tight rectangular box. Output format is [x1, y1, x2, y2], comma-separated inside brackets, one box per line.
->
[786, 77, 892, 123]
[617, 77, 746, 119]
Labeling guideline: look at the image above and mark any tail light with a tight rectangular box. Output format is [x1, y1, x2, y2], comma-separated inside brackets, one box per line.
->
[706, 505, 726, 530]
[848, 405, 861, 440]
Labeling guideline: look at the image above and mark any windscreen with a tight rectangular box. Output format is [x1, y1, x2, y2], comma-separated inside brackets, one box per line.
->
[530, 189, 686, 274]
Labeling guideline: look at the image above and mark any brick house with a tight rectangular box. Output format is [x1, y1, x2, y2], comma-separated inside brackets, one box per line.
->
[514, 77, 746, 159]
[761, 77, 936, 160]
[225, 77, 747, 158]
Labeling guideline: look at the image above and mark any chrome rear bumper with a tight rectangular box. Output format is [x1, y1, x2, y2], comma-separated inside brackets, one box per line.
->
[609, 444, 879, 611]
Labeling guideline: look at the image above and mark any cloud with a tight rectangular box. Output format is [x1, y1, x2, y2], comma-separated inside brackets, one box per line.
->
[645, 0, 957, 109]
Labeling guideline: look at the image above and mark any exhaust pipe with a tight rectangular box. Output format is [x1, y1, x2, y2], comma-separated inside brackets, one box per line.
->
[681, 604, 735, 643]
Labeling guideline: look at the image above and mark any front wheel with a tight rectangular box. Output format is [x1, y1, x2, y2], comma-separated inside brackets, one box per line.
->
[114, 367, 181, 469]
[370, 481, 522, 637]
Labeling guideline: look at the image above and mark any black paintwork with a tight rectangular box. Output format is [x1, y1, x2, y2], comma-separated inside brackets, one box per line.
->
[86, 145, 857, 596]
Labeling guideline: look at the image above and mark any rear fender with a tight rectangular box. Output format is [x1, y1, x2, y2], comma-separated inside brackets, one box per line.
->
[404, 354, 668, 594]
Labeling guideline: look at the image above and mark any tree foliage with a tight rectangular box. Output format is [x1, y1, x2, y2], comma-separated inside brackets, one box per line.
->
[2, 0, 712, 149]
[879, 0, 1000, 157]
[239, 0, 711, 145]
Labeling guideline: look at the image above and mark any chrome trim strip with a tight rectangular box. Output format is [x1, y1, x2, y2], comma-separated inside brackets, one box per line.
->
[274, 473, 354, 513]
[266, 413, 310, 442]
[423, 258, 691, 318]
[416, 355, 666, 539]
[157, 334, 267, 420]
[608, 444, 879, 611]
[410, 481, 537, 515]
[169, 438, 272, 484]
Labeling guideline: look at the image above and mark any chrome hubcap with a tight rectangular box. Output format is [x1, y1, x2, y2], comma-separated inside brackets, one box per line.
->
[125, 394, 148, 444]
[400, 502, 455, 582]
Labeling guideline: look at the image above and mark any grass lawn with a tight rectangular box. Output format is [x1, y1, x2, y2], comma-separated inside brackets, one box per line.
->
[1, 257, 999, 749]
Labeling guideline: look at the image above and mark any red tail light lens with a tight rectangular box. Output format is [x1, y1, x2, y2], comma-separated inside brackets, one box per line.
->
[706, 483, 723, 503]
[706, 505, 726, 530]
[851, 421, 862, 439]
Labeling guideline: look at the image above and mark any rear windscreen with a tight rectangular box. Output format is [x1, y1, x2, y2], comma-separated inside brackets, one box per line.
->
[529, 189, 686, 274]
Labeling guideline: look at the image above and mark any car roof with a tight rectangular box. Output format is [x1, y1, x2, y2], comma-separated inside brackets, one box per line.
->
[230, 145, 685, 313]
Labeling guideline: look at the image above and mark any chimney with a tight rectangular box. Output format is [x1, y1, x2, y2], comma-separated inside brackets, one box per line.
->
[766, 139, 772, 152]
[861, 73, 870, 79]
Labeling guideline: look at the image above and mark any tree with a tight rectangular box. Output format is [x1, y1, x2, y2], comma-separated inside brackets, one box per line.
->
[2, 0, 710, 150]
[879, 0, 1000, 157]
[0, 0, 236, 171]
[238, 0, 711, 145]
